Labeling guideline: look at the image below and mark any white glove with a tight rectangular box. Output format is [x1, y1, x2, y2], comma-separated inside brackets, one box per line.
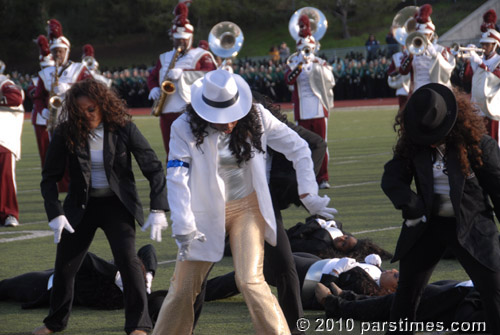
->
[174, 230, 207, 261]
[167, 68, 183, 80]
[41, 108, 51, 120]
[145, 271, 153, 294]
[405, 215, 427, 227]
[48, 215, 75, 244]
[364, 254, 382, 267]
[331, 257, 357, 276]
[148, 87, 161, 101]
[53, 83, 70, 95]
[301, 194, 338, 219]
[426, 43, 438, 57]
[141, 210, 168, 242]
[469, 50, 483, 65]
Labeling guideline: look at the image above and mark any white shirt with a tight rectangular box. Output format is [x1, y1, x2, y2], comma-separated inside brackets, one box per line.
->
[89, 124, 109, 189]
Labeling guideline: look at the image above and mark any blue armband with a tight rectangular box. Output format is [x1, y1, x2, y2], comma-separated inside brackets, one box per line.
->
[167, 159, 190, 168]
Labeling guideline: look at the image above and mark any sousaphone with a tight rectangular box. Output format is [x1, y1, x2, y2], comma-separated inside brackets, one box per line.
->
[288, 7, 328, 48]
[209, 21, 244, 60]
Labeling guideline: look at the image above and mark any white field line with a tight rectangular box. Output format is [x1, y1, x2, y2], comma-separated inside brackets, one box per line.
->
[0, 230, 53, 243]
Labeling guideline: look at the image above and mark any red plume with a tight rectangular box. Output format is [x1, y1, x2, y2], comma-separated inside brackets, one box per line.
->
[484, 9, 497, 23]
[481, 9, 497, 32]
[36, 35, 51, 56]
[47, 19, 63, 40]
[173, 2, 189, 26]
[298, 14, 311, 38]
[82, 44, 95, 57]
[415, 4, 432, 24]
[174, 2, 188, 16]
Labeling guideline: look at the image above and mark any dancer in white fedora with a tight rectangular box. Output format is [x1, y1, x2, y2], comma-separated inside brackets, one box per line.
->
[152, 69, 337, 335]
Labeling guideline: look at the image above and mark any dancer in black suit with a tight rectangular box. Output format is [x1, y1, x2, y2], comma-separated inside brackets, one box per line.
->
[1, 245, 157, 310]
[316, 279, 486, 328]
[381, 84, 500, 334]
[33, 79, 169, 335]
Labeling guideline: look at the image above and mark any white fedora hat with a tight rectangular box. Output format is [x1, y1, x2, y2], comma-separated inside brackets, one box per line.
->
[191, 69, 252, 123]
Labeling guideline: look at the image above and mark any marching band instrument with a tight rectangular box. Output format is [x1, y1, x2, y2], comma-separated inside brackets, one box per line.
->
[209, 21, 243, 59]
[47, 62, 62, 132]
[288, 7, 327, 47]
[208, 21, 244, 69]
[392, 6, 419, 46]
[286, 7, 328, 82]
[151, 46, 182, 117]
[406, 31, 428, 56]
[388, 72, 405, 89]
[83, 56, 97, 70]
[451, 43, 485, 58]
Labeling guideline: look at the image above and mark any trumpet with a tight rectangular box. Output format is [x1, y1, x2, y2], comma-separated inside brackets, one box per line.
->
[406, 31, 428, 56]
[151, 46, 182, 117]
[451, 43, 484, 58]
[83, 55, 98, 70]
[47, 62, 62, 133]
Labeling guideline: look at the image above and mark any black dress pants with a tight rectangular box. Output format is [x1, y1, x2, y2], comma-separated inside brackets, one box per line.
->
[43, 195, 151, 334]
[389, 217, 500, 335]
[263, 209, 304, 333]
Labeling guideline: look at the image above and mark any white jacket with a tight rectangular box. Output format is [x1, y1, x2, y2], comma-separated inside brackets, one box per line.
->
[167, 104, 318, 261]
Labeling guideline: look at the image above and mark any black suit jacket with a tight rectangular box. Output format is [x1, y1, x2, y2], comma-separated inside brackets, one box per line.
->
[269, 120, 326, 210]
[381, 136, 500, 271]
[41, 121, 168, 227]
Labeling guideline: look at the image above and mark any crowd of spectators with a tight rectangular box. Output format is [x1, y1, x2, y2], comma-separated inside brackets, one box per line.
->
[6, 48, 471, 112]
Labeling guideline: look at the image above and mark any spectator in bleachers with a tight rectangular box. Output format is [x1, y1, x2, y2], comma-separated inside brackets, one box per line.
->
[365, 34, 380, 61]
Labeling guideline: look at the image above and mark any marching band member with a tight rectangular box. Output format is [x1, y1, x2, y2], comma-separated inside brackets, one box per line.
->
[0, 62, 25, 227]
[399, 4, 455, 92]
[33, 19, 92, 139]
[30, 35, 55, 168]
[463, 10, 500, 142]
[81, 44, 112, 87]
[32, 19, 92, 192]
[387, 45, 411, 111]
[147, 2, 216, 158]
[284, 14, 335, 189]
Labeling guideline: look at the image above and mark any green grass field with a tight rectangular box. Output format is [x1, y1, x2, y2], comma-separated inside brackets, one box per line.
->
[0, 106, 479, 334]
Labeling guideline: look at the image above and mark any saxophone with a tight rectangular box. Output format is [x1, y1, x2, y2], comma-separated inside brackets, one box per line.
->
[47, 61, 62, 132]
[151, 47, 182, 117]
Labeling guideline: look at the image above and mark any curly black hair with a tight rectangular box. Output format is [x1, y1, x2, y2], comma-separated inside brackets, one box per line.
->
[185, 103, 265, 165]
[59, 78, 130, 153]
[317, 238, 393, 261]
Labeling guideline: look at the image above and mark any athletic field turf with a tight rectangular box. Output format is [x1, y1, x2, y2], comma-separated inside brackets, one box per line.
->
[0, 106, 478, 334]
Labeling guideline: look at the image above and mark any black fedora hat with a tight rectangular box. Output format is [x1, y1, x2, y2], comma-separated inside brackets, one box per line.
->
[403, 83, 458, 145]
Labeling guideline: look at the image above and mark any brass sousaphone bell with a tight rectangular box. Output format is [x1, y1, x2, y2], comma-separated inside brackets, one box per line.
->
[288, 7, 328, 48]
[392, 6, 419, 46]
[391, 6, 428, 56]
[209, 21, 244, 63]
[286, 7, 328, 67]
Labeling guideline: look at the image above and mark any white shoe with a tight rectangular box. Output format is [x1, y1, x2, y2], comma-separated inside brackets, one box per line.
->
[4, 216, 19, 227]
[319, 181, 331, 189]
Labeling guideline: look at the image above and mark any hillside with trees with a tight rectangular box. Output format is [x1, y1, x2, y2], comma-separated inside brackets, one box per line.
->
[0, 0, 486, 72]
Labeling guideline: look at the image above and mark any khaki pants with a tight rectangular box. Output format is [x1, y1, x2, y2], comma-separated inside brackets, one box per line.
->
[153, 192, 289, 335]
